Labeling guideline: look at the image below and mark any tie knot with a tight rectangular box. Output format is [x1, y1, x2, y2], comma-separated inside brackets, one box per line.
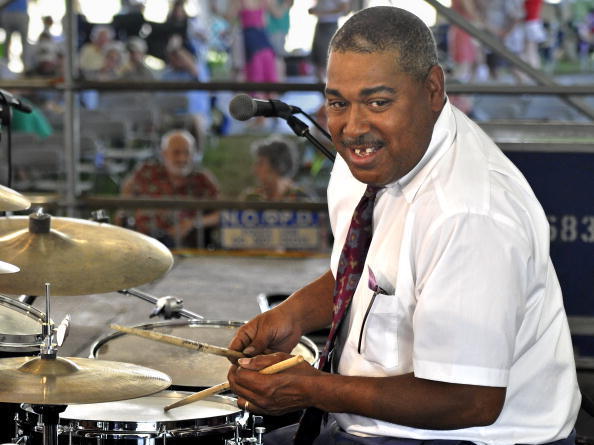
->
[364, 185, 382, 198]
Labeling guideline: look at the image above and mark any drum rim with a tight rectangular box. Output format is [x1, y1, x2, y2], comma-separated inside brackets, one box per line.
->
[19, 392, 243, 435]
[90, 319, 318, 363]
[0, 294, 46, 349]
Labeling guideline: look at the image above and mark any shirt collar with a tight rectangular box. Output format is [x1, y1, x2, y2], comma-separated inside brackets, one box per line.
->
[390, 98, 456, 203]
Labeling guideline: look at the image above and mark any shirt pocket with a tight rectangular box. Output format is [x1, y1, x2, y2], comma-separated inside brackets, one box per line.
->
[358, 292, 400, 369]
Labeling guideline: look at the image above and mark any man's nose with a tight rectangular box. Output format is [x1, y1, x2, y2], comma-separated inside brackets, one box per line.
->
[342, 106, 370, 138]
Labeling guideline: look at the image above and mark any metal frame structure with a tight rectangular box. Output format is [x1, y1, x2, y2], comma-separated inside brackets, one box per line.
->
[0, 1, 593, 210]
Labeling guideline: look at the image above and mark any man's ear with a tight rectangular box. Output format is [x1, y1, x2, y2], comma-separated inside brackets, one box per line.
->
[425, 65, 446, 113]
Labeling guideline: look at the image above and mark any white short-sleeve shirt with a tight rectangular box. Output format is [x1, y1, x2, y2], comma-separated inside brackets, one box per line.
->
[328, 100, 581, 444]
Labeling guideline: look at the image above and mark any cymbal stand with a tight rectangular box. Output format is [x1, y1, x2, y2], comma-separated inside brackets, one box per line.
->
[41, 283, 56, 358]
[118, 288, 204, 320]
[35, 283, 68, 445]
[30, 404, 66, 445]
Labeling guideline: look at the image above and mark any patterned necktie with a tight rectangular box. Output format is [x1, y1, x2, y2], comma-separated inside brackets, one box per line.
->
[294, 184, 381, 445]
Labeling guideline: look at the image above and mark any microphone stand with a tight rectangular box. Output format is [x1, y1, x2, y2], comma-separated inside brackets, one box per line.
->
[0, 91, 14, 188]
[285, 115, 336, 162]
[0, 89, 32, 189]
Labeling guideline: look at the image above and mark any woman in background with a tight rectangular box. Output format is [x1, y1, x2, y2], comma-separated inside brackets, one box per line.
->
[228, 0, 279, 85]
[241, 136, 312, 201]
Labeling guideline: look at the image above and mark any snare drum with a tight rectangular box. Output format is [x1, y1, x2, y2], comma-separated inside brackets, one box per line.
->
[0, 295, 45, 443]
[16, 391, 242, 444]
[0, 294, 45, 355]
[91, 320, 319, 389]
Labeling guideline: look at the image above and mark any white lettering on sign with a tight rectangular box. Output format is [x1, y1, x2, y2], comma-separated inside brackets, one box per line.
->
[548, 214, 594, 243]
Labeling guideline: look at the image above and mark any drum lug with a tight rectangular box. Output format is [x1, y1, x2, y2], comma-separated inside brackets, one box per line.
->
[226, 411, 249, 445]
[225, 414, 267, 445]
[255, 426, 266, 445]
[250, 415, 264, 441]
[11, 421, 28, 445]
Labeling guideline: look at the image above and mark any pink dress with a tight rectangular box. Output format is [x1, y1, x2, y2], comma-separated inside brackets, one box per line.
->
[449, 0, 478, 64]
[240, 4, 278, 83]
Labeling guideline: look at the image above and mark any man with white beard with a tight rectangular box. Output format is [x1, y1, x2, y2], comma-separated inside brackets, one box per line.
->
[121, 129, 220, 248]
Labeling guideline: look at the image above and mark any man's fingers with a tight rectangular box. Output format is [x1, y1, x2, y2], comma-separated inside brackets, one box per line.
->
[236, 352, 293, 371]
[228, 322, 271, 357]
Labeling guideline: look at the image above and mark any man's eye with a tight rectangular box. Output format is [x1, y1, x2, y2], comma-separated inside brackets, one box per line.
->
[369, 99, 390, 108]
[327, 101, 346, 110]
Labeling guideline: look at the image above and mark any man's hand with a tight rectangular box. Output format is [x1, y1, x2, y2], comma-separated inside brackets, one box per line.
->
[228, 352, 321, 415]
[228, 270, 335, 361]
[228, 305, 303, 359]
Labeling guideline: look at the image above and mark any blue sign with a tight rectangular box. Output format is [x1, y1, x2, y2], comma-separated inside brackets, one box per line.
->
[506, 151, 594, 317]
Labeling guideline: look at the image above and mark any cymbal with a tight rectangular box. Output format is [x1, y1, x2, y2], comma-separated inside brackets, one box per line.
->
[0, 260, 18, 274]
[0, 214, 173, 296]
[0, 356, 171, 404]
[0, 184, 30, 211]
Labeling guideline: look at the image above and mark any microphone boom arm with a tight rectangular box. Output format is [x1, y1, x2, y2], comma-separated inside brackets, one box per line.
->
[118, 288, 204, 320]
[286, 115, 336, 162]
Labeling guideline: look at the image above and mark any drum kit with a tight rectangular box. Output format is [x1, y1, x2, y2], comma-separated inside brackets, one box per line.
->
[0, 186, 319, 445]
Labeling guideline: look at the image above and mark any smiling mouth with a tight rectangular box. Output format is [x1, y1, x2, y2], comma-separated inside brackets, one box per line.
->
[353, 147, 379, 157]
[342, 136, 384, 158]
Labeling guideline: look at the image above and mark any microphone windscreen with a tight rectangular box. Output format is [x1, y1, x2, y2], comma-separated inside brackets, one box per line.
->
[229, 94, 256, 121]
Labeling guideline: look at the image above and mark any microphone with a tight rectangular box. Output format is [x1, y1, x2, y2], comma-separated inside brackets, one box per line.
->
[0, 89, 32, 113]
[229, 93, 301, 121]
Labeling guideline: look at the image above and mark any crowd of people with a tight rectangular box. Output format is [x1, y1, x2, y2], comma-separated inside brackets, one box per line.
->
[2, 0, 594, 249]
[117, 128, 315, 248]
[2, 1, 594, 90]
[442, 0, 594, 83]
[0, 0, 355, 145]
[1, 0, 593, 122]
[1, 0, 352, 86]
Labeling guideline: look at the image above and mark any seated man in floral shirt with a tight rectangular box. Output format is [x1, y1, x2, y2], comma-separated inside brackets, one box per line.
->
[121, 129, 220, 248]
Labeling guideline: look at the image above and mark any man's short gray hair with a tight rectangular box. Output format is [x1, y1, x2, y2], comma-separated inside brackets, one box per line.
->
[330, 6, 439, 81]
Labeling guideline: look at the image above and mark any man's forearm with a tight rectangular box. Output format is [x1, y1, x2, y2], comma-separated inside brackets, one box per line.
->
[277, 269, 335, 335]
[303, 372, 506, 429]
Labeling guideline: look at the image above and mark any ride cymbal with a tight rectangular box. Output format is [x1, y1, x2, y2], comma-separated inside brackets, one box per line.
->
[0, 356, 171, 404]
[0, 184, 30, 211]
[0, 213, 173, 296]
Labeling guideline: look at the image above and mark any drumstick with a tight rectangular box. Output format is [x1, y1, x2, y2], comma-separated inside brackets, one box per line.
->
[164, 355, 305, 412]
[110, 324, 245, 360]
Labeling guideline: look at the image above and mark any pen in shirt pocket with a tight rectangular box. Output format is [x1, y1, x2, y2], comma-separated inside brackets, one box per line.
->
[358, 265, 391, 353]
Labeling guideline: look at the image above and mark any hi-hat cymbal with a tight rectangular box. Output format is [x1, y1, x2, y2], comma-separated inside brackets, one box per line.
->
[0, 260, 18, 274]
[0, 356, 171, 404]
[0, 214, 173, 296]
[0, 184, 30, 211]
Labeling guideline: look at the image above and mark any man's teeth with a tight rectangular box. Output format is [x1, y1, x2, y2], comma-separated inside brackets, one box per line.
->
[354, 147, 376, 156]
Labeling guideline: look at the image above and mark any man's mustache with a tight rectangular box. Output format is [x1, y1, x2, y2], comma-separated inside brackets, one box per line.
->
[340, 135, 385, 148]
